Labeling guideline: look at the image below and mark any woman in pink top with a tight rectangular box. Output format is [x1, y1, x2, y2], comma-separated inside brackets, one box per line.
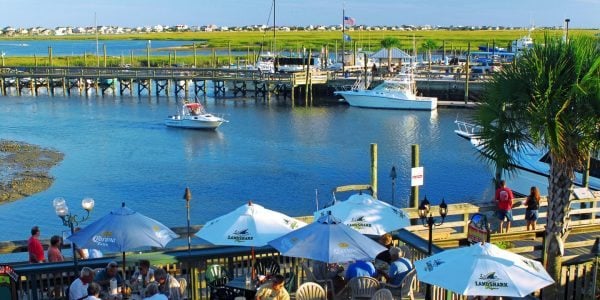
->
[47, 235, 64, 262]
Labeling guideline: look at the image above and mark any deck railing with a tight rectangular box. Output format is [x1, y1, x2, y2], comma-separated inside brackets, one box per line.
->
[6, 196, 600, 300]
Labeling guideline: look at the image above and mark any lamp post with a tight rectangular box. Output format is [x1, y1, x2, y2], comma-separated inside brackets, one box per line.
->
[418, 196, 448, 300]
[52, 197, 94, 271]
[565, 18, 571, 43]
[183, 187, 192, 254]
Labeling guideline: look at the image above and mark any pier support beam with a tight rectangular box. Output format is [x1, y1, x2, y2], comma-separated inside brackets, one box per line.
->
[213, 80, 226, 97]
[193, 80, 206, 97]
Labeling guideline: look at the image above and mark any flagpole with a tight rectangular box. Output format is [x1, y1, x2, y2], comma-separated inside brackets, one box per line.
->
[342, 7, 345, 74]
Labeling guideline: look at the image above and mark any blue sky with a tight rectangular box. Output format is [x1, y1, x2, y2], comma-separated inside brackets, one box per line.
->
[1, 0, 598, 29]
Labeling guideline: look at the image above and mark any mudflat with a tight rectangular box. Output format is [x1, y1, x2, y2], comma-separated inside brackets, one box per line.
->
[0, 140, 63, 203]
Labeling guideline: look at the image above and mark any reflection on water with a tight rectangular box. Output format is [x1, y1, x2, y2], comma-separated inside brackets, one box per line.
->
[0, 95, 494, 240]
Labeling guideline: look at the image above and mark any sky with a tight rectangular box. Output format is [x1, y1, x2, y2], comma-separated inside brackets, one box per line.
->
[1, 0, 598, 29]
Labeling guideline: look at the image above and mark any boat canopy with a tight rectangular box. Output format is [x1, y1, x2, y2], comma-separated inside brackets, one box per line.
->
[184, 103, 202, 109]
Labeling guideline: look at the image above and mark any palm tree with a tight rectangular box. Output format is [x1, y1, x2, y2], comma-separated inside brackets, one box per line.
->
[380, 37, 401, 72]
[472, 34, 600, 297]
[421, 39, 438, 70]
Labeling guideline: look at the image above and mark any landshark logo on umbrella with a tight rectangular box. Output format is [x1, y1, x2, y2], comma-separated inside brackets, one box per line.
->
[347, 216, 372, 230]
[92, 231, 117, 247]
[228, 228, 254, 242]
[475, 272, 509, 290]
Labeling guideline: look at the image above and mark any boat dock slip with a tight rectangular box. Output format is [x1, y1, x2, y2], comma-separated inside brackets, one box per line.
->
[1, 66, 485, 103]
[0, 66, 327, 101]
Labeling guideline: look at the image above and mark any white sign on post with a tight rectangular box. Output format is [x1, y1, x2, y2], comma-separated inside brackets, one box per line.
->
[411, 167, 424, 186]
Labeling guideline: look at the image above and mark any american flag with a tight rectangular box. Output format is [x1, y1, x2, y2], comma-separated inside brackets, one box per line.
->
[344, 16, 356, 26]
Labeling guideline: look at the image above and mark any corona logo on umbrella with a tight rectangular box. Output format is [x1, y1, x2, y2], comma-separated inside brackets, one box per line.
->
[284, 218, 302, 229]
[92, 231, 117, 247]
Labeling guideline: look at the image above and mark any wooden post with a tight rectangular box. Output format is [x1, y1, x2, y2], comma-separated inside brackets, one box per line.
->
[103, 44, 107, 67]
[304, 49, 311, 107]
[48, 46, 53, 66]
[410, 144, 420, 208]
[442, 40, 446, 62]
[371, 143, 378, 199]
[464, 42, 470, 103]
[174, 50, 177, 65]
[130, 50, 134, 66]
[228, 41, 232, 67]
[66, 57, 70, 68]
[168, 53, 172, 66]
[212, 48, 216, 68]
[34, 54, 38, 67]
[84, 51, 87, 67]
[147, 42, 151, 67]
[193, 43, 197, 67]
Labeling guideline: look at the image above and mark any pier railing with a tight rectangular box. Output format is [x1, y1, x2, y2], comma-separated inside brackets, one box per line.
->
[6, 196, 600, 299]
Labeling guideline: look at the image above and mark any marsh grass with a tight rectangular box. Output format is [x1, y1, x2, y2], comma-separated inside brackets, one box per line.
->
[1, 29, 597, 67]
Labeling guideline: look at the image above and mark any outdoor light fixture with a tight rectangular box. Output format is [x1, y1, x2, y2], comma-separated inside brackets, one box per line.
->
[52, 197, 94, 271]
[419, 196, 448, 300]
[183, 187, 192, 254]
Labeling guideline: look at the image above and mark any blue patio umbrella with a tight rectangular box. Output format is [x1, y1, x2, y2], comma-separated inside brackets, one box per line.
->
[268, 213, 386, 263]
[67, 203, 178, 279]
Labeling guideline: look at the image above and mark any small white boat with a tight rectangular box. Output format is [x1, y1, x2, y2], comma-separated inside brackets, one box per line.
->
[165, 103, 227, 130]
[334, 72, 437, 110]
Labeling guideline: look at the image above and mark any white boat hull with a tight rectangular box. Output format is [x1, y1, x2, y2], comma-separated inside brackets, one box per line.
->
[335, 91, 437, 110]
[164, 115, 226, 130]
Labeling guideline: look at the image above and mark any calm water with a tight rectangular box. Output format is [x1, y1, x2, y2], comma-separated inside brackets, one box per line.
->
[0, 94, 495, 242]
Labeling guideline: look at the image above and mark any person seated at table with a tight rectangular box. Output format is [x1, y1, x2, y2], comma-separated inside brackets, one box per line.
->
[131, 259, 156, 289]
[144, 282, 168, 300]
[87, 282, 102, 300]
[255, 274, 289, 300]
[345, 260, 376, 281]
[387, 247, 413, 285]
[312, 261, 346, 292]
[69, 267, 95, 300]
[154, 268, 182, 300]
[94, 261, 124, 292]
[375, 233, 393, 264]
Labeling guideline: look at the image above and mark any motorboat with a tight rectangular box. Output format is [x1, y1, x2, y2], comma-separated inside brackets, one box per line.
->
[165, 103, 227, 130]
[454, 120, 600, 194]
[334, 71, 437, 110]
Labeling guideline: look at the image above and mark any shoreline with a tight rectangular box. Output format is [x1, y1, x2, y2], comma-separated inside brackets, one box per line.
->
[0, 139, 63, 203]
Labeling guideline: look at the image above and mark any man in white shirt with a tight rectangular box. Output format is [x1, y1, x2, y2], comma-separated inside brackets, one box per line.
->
[69, 267, 95, 300]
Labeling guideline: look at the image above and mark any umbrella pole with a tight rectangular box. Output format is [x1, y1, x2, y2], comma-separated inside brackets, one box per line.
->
[251, 247, 256, 280]
[122, 251, 126, 293]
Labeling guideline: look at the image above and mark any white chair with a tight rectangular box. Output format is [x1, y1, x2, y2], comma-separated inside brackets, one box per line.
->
[371, 288, 393, 300]
[381, 269, 416, 300]
[296, 282, 326, 300]
[347, 276, 380, 300]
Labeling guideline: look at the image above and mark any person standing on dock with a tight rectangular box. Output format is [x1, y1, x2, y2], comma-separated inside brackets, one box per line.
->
[524, 186, 541, 231]
[494, 180, 514, 233]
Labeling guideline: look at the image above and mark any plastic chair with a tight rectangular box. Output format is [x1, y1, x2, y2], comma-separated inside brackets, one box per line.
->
[177, 276, 188, 300]
[301, 261, 346, 299]
[370, 288, 393, 300]
[347, 276, 380, 300]
[296, 282, 326, 300]
[205, 264, 231, 300]
[284, 271, 297, 293]
[381, 269, 416, 300]
[253, 257, 281, 276]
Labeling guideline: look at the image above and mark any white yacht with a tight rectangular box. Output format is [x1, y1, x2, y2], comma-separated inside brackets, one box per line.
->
[334, 71, 437, 110]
